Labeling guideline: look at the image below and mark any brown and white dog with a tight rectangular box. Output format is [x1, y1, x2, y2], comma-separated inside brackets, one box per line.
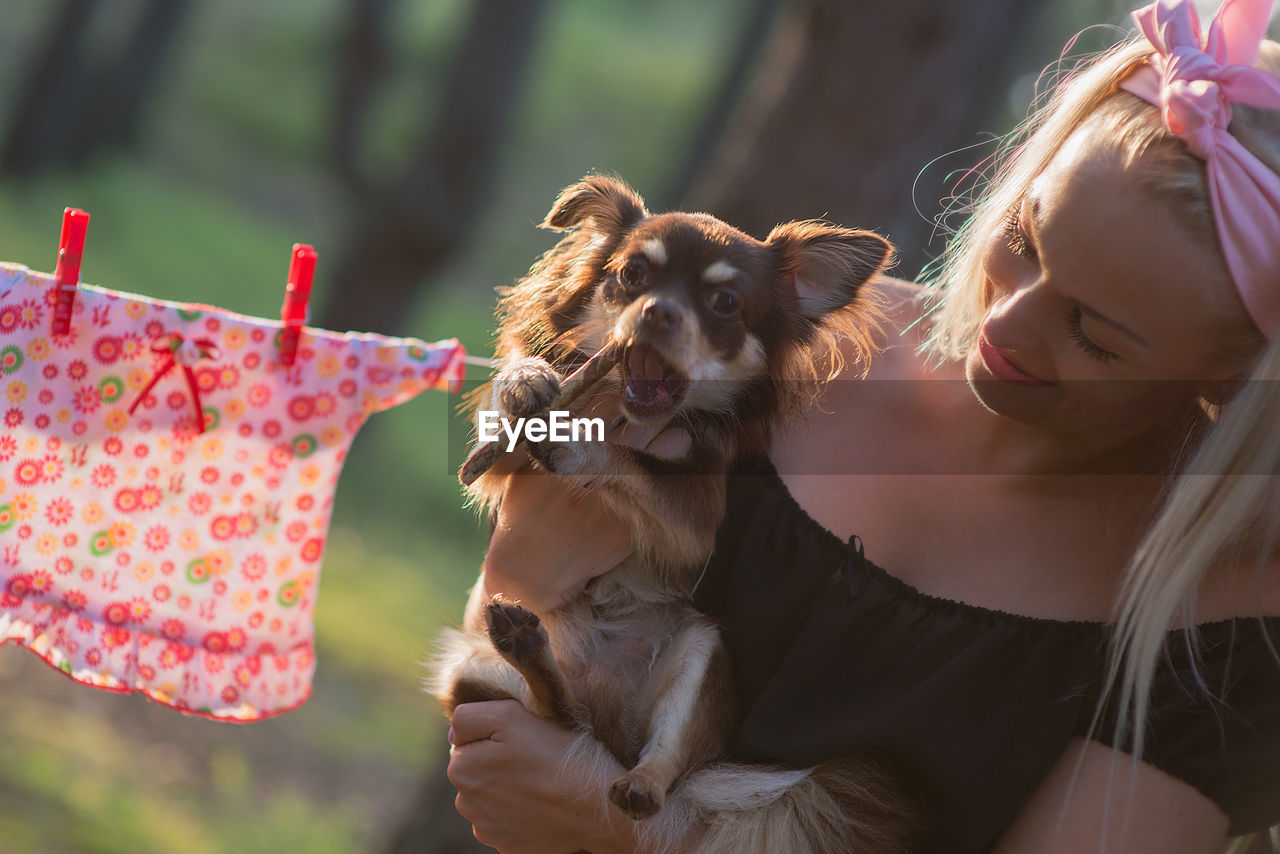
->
[431, 175, 917, 853]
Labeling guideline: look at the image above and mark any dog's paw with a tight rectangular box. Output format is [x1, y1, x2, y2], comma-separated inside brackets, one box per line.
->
[485, 599, 548, 665]
[495, 357, 561, 418]
[609, 773, 663, 820]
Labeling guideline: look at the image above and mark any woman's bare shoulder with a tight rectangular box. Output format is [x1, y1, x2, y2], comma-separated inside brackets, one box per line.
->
[845, 276, 934, 381]
[866, 275, 929, 315]
[773, 277, 945, 484]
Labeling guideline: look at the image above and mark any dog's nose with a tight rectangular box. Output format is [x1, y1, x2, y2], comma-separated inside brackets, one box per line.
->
[640, 298, 680, 334]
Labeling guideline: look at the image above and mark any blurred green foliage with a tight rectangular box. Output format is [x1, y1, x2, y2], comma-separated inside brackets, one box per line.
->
[0, 0, 750, 851]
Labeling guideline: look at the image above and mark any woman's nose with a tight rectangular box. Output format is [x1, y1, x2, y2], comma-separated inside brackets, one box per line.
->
[983, 277, 1053, 348]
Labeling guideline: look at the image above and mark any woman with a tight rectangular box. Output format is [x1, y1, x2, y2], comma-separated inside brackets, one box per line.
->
[446, 1, 1280, 851]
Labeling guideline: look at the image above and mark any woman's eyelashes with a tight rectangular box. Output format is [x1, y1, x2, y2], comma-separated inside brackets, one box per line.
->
[1002, 204, 1037, 261]
[1066, 305, 1119, 364]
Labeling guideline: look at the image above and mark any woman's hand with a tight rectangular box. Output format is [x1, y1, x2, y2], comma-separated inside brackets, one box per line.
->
[448, 700, 639, 854]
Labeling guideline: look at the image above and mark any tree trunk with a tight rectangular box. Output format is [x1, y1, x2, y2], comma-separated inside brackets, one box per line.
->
[679, 0, 1051, 278]
[655, 0, 787, 211]
[332, 0, 399, 194]
[67, 0, 196, 164]
[318, 0, 552, 336]
[0, 0, 195, 177]
[0, 0, 101, 178]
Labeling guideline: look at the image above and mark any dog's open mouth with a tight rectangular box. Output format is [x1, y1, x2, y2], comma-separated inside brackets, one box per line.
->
[621, 341, 688, 418]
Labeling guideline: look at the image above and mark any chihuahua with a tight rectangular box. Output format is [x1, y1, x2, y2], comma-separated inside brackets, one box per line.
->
[432, 175, 916, 853]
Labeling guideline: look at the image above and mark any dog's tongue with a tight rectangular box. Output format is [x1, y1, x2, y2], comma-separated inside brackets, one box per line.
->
[625, 343, 679, 406]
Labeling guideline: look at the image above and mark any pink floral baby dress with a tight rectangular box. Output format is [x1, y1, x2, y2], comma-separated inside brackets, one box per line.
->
[0, 262, 466, 720]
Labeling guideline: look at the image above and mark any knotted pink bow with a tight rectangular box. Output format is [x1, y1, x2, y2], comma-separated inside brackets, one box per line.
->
[1120, 0, 1280, 339]
[127, 332, 221, 433]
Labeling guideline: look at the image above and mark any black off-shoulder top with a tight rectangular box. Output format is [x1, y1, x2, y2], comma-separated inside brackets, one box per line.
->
[692, 456, 1280, 853]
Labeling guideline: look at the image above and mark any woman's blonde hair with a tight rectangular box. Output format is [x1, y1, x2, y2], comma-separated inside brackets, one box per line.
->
[919, 30, 1280, 845]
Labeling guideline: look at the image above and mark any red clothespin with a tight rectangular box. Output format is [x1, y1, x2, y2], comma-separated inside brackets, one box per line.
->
[279, 243, 316, 367]
[52, 208, 90, 336]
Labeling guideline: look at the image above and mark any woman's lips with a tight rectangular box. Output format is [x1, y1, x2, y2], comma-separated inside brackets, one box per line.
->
[978, 336, 1053, 386]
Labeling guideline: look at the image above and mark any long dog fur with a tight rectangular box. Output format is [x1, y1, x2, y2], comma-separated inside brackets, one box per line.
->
[431, 174, 919, 853]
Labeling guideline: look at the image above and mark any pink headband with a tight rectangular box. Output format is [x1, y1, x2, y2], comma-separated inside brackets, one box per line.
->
[1119, 0, 1280, 339]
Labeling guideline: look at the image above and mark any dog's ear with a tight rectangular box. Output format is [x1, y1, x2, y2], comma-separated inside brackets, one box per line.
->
[542, 175, 647, 234]
[766, 221, 893, 318]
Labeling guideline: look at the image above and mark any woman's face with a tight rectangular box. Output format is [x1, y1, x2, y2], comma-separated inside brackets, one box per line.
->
[965, 127, 1254, 450]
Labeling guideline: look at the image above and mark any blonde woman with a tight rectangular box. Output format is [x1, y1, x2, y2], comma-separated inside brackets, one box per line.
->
[445, 0, 1280, 850]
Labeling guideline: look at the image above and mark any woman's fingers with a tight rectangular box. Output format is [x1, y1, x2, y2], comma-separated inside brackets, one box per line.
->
[450, 699, 517, 746]
[446, 701, 639, 854]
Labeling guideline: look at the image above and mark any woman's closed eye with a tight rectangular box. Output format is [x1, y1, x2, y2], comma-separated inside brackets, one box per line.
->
[1002, 204, 1037, 261]
[1066, 305, 1118, 364]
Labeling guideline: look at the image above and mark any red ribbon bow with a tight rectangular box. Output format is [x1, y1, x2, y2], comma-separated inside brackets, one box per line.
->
[128, 333, 221, 433]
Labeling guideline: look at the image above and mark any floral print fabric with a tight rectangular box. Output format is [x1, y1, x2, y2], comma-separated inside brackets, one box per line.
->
[0, 263, 466, 720]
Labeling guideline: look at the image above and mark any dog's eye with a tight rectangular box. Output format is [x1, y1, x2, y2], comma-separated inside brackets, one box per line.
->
[620, 261, 646, 289]
[709, 289, 739, 317]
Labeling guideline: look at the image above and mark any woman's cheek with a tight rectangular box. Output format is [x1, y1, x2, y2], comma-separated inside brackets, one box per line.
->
[979, 244, 1023, 311]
